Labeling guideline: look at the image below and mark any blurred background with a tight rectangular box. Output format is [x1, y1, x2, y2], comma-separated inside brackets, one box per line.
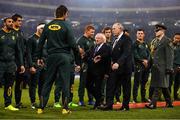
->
[0, 0, 180, 41]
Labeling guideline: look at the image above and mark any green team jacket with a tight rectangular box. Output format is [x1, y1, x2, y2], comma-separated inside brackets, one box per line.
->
[27, 34, 48, 67]
[173, 42, 180, 67]
[133, 40, 151, 63]
[38, 19, 78, 58]
[13, 29, 26, 66]
[76, 36, 95, 65]
[0, 29, 24, 66]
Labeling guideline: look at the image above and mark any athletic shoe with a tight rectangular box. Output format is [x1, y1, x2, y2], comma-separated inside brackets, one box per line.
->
[5, 105, 19, 111]
[54, 102, 62, 108]
[31, 103, 37, 109]
[78, 101, 85, 106]
[37, 108, 43, 114]
[62, 109, 72, 114]
[68, 102, 78, 107]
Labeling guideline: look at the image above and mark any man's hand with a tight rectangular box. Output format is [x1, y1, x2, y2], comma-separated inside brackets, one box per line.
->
[104, 74, 109, 80]
[112, 63, 119, 70]
[75, 65, 81, 72]
[142, 59, 148, 68]
[19, 65, 25, 74]
[37, 59, 44, 67]
[93, 55, 101, 63]
[30, 67, 36, 74]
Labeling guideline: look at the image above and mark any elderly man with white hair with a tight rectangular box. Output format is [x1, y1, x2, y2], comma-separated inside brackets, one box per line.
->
[100, 23, 133, 111]
[84, 33, 111, 109]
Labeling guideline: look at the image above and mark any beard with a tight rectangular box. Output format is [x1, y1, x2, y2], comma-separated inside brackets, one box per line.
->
[7, 25, 13, 30]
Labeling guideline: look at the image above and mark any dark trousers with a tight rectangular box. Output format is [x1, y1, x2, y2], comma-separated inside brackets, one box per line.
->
[0, 61, 16, 107]
[106, 71, 131, 108]
[151, 87, 172, 106]
[149, 87, 154, 100]
[38, 69, 46, 100]
[29, 68, 45, 103]
[78, 62, 93, 102]
[15, 70, 30, 105]
[169, 72, 180, 99]
[0, 72, 15, 107]
[54, 73, 62, 103]
[133, 67, 149, 101]
[62, 73, 74, 104]
[86, 70, 104, 106]
[54, 71, 74, 103]
[101, 77, 107, 104]
[39, 53, 71, 109]
[115, 82, 122, 102]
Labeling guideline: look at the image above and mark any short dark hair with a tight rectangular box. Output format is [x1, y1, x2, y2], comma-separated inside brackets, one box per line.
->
[136, 28, 145, 33]
[56, 5, 68, 18]
[174, 33, 180, 36]
[12, 14, 22, 21]
[3, 17, 12, 23]
[102, 26, 111, 33]
[37, 22, 46, 26]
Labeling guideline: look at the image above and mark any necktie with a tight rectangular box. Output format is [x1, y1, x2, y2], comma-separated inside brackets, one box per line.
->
[94, 45, 99, 56]
[112, 39, 118, 49]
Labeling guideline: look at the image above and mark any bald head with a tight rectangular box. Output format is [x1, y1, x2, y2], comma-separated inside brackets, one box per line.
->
[95, 33, 106, 45]
[112, 22, 124, 37]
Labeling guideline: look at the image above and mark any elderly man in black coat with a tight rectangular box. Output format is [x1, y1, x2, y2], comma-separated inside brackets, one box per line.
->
[100, 22, 133, 111]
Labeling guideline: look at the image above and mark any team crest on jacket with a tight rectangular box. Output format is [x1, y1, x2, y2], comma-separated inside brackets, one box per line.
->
[48, 24, 61, 31]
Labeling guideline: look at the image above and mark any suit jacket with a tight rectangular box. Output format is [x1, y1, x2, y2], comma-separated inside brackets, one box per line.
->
[111, 33, 133, 74]
[151, 36, 174, 88]
[85, 43, 111, 75]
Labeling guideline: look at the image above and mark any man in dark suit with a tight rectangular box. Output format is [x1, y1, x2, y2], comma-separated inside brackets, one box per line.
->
[85, 33, 111, 109]
[145, 24, 174, 109]
[100, 22, 133, 111]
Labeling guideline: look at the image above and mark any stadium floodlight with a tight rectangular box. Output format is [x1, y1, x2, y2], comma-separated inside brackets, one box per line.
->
[148, 21, 159, 26]
[174, 20, 180, 27]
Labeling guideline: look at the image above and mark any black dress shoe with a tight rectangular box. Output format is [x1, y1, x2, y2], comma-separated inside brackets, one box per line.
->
[99, 105, 112, 111]
[91, 105, 101, 110]
[166, 104, 173, 108]
[145, 104, 156, 109]
[119, 106, 129, 111]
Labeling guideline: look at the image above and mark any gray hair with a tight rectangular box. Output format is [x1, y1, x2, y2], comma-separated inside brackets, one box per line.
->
[95, 33, 106, 43]
[113, 22, 124, 30]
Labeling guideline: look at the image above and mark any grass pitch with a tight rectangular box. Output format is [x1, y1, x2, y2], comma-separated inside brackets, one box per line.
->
[0, 78, 180, 119]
